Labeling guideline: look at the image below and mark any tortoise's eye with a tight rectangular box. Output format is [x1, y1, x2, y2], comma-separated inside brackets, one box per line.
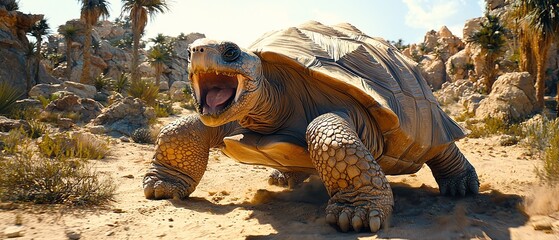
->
[186, 49, 192, 63]
[222, 43, 240, 62]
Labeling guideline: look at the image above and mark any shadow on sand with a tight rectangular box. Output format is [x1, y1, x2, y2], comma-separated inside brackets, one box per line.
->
[171, 177, 527, 240]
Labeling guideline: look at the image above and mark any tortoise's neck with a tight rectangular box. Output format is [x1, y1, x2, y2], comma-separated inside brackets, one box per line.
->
[239, 75, 291, 134]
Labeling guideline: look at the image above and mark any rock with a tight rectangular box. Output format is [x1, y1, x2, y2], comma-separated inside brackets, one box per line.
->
[435, 79, 478, 105]
[461, 93, 486, 113]
[487, 0, 506, 10]
[90, 97, 155, 136]
[65, 229, 81, 240]
[43, 94, 103, 123]
[531, 216, 554, 231]
[29, 81, 97, 99]
[170, 81, 189, 101]
[0, 116, 29, 132]
[463, 17, 482, 41]
[475, 72, 536, 121]
[13, 98, 42, 110]
[446, 49, 472, 82]
[159, 80, 169, 91]
[421, 57, 446, 90]
[57, 118, 74, 129]
[4, 225, 25, 238]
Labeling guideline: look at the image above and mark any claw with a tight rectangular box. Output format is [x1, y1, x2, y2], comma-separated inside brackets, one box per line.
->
[469, 179, 479, 194]
[458, 184, 466, 197]
[326, 213, 337, 225]
[351, 216, 363, 232]
[338, 212, 350, 232]
[369, 210, 381, 232]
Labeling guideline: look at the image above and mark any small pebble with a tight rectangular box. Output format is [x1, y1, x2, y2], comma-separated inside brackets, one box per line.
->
[4, 226, 25, 238]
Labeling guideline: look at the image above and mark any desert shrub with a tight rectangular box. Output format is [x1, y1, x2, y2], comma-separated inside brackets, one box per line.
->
[93, 74, 111, 91]
[36, 94, 59, 108]
[8, 107, 41, 121]
[464, 116, 524, 139]
[1, 128, 26, 154]
[0, 150, 115, 205]
[111, 73, 130, 94]
[131, 128, 154, 144]
[38, 133, 109, 159]
[0, 81, 24, 115]
[523, 117, 559, 182]
[129, 78, 159, 106]
[27, 120, 47, 139]
[154, 101, 175, 117]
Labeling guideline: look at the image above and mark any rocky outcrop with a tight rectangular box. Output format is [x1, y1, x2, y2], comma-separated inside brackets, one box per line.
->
[475, 72, 536, 121]
[0, 4, 57, 94]
[43, 94, 103, 123]
[446, 49, 472, 82]
[29, 81, 97, 99]
[421, 57, 446, 90]
[169, 81, 188, 101]
[89, 97, 155, 136]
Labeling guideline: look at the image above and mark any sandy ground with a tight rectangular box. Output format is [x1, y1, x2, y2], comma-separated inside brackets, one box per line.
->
[1, 106, 559, 240]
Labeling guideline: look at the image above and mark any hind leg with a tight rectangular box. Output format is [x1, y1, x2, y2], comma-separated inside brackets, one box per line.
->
[427, 143, 479, 196]
[268, 170, 310, 189]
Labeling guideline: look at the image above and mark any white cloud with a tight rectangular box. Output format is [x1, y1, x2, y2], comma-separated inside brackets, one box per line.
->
[402, 0, 463, 31]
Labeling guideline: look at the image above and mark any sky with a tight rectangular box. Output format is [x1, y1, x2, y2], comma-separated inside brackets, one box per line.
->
[20, 0, 485, 48]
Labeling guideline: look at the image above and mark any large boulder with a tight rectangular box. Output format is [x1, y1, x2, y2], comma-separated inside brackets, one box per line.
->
[445, 49, 472, 82]
[42, 94, 103, 123]
[475, 72, 536, 121]
[170, 81, 188, 101]
[435, 79, 479, 105]
[421, 57, 446, 90]
[90, 97, 155, 136]
[29, 81, 97, 99]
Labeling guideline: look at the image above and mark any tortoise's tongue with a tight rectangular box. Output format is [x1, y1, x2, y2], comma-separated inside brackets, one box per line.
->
[204, 88, 234, 114]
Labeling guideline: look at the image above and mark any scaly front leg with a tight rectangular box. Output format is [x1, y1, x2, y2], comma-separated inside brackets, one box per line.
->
[143, 114, 237, 199]
[307, 112, 393, 232]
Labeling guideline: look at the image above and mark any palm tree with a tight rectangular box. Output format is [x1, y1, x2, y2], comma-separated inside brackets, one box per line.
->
[121, 0, 170, 84]
[30, 19, 50, 85]
[58, 24, 81, 81]
[147, 45, 170, 86]
[512, 0, 559, 110]
[467, 13, 506, 93]
[77, 0, 110, 84]
[24, 41, 37, 93]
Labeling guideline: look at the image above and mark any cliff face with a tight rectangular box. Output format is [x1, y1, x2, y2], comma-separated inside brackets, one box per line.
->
[0, 2, 57, 94]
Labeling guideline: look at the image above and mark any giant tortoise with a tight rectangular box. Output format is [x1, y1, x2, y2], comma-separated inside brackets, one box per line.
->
[143, 21, 479, 233]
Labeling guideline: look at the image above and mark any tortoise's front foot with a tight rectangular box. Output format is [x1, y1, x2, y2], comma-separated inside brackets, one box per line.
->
[267, 170, 310, 189]
[306, 112, 393, 232]
[325, 187, 393, 232]
[436, 165, 479, 197]
[143, 162, 197, 200]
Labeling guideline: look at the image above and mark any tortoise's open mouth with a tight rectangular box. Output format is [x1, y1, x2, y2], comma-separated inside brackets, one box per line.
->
[191, 72, 246, 115]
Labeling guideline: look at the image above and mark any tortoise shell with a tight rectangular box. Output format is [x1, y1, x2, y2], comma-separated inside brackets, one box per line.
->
[247, 21, 465, 174]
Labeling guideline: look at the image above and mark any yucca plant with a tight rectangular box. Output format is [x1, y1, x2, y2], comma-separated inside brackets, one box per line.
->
[110, 72, 130, 93]
[0, 81, 24, 115]
[128, 77, 159, 106]
[93, 73, 111, 91]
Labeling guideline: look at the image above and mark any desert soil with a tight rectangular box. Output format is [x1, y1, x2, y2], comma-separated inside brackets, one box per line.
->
[1, 106, 559, 240]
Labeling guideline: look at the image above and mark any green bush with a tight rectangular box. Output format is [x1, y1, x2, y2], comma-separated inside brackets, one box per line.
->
[93, 74, 111, 91]
[128, 78, 159, 106]
[111, 73, 130, 94]
[0, 81, 24, 115]
[1, 128, 26, 154]
[0, 149, 115, 205]
[131, 128, 154, 144]
[181, 86, 197, 110]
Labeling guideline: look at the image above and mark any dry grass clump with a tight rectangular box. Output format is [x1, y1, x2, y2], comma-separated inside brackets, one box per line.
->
[0, 148, 115, 205]
[38, 132, 109, 160]
[523, 116, 559, 182]
[131, 127, 154, 144]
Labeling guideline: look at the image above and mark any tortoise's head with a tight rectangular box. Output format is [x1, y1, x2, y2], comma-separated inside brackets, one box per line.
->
[188, 39, 263, 127]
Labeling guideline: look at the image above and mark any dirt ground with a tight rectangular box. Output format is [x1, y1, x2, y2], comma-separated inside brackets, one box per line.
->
[1, 107, 559, 240]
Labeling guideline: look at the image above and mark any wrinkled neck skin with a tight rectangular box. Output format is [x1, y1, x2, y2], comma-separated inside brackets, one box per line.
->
[239, 75, 291, 134]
